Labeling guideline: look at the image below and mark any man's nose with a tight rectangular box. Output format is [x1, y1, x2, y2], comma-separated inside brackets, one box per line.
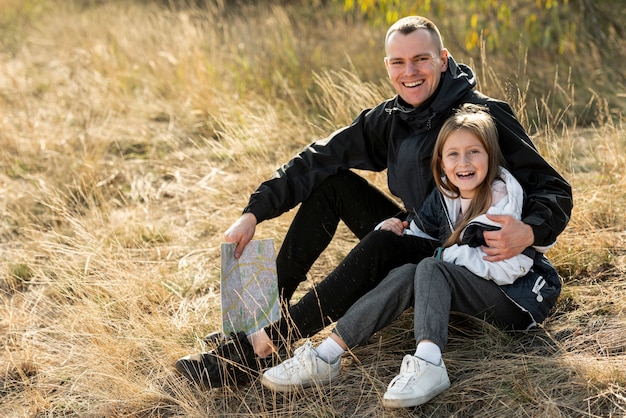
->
[405, 61, 418, 75]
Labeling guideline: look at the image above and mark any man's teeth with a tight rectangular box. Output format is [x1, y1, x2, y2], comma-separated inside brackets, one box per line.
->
[404, 80, 424, 87]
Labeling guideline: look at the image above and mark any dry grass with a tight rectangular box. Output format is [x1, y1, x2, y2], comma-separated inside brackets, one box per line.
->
[1, 1, 625, 417]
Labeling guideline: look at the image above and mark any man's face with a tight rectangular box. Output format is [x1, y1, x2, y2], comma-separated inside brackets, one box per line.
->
[384, 29, 448, 108]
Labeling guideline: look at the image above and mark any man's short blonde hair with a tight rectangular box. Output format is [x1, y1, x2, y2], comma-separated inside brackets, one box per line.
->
[385, 16, 444, 51]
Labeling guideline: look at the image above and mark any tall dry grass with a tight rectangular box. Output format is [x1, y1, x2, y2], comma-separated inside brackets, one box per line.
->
[1, 1, 625, 417]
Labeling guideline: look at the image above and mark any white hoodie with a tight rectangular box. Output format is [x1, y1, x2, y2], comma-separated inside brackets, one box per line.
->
[400, 167, 554, 286]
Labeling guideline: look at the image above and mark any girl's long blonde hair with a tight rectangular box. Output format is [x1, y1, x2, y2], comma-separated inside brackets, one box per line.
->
[431, 104, 505, 247]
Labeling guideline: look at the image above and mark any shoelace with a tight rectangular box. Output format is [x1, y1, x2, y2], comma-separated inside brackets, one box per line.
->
[283, 342, 316, 375]
[388, 356, 421, 390]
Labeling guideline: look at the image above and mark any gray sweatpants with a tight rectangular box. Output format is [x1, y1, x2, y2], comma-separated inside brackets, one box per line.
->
[334, 257, 533, 350]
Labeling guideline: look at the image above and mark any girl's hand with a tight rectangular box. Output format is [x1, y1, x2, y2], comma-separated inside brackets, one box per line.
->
[379, 217, 409, 236]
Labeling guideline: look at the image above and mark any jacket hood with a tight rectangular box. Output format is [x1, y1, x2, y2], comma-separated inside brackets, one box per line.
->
[461, 167, 524, 226]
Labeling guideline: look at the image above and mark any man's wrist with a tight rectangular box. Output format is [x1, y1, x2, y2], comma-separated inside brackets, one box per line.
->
[242, 207, 261, 224]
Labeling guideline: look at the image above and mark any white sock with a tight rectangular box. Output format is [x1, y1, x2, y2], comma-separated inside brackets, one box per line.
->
[314, 337, 345, 364]
[414, 341, 442, 365]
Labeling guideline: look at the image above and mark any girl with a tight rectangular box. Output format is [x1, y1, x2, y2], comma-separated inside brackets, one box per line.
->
[260, 104, 561, 408]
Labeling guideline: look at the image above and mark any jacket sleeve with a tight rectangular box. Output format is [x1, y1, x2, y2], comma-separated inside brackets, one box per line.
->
[242, 104, 391, 223]
[407, 188, 449, 242]
[442, 244, 534, 285]
[484, 98, 573, 245]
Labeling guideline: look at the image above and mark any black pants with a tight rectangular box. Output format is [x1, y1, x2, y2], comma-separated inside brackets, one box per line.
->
[265, 170, 439, 345]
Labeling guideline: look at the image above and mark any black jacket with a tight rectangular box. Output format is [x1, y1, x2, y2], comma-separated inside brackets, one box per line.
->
[243, 56, 572, 245]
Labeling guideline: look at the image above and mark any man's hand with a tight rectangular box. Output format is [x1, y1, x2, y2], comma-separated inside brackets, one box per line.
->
[224, 212, 257, 259]
[379, 217, 408, 236]
[481, 214, 534, 262]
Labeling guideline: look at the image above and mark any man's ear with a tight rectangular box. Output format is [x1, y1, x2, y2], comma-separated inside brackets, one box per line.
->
[440, 48, 449, 72]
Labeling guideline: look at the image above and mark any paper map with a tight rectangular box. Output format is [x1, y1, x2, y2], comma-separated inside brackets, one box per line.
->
[220, 238, 280, 336]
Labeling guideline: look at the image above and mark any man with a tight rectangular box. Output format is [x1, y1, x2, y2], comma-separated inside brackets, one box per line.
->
[175, 16, 572, 389]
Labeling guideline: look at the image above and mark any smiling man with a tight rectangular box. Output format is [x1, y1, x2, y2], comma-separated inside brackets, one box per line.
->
[176, 16, 572, 390]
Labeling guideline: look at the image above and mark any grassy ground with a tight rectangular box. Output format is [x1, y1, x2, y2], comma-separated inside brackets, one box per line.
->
[1, 1, 625, 416]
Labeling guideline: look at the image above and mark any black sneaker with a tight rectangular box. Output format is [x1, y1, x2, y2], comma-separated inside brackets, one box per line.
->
[176, 331, 266, 388]
[204, 331, 227, 347]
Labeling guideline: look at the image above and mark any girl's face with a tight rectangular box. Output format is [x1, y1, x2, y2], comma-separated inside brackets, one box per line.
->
[440, 129, 489, 199]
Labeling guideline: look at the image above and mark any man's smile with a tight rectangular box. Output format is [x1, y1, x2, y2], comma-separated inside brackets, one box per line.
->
[403, 80, 424, 88]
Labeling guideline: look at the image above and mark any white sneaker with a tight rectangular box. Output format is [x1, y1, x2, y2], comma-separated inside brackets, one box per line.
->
[261, 340, 340, 392]
[383, 355, 450, 408]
